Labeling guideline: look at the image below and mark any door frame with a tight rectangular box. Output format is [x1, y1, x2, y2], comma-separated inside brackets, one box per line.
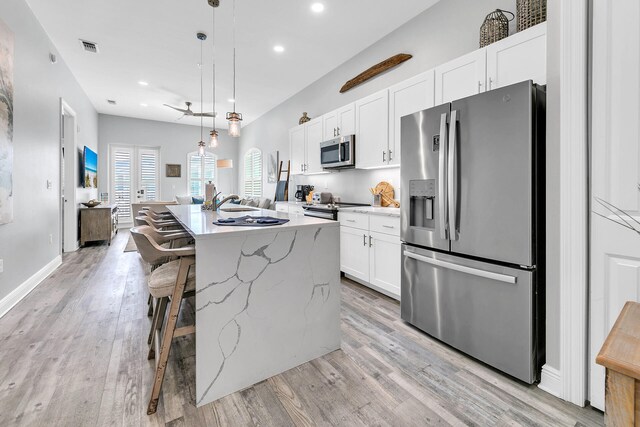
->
[59, 98, 78, 253]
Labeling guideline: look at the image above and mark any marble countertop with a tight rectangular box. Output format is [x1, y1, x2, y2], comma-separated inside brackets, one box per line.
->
[168, 204, 337, 239]
[339, 206, 401, 217]
[275, 201, 308, 206]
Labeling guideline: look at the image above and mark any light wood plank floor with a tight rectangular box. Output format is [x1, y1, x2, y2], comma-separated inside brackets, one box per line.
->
[0, 231, 603, 426]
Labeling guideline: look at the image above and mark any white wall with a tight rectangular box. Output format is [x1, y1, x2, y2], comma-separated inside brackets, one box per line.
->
[239, 0, 515, 203]
[0, 0, 99, 300]
[97, 114, 239, 201]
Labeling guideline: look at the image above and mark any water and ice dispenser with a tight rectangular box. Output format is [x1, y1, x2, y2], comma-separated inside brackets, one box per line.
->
[409, 179, 436, 229]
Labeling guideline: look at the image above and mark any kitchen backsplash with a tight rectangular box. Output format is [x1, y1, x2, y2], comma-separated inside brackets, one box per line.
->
[291, 168, 401, 205]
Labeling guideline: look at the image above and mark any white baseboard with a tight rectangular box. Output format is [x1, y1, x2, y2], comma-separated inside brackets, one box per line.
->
[0, 255, 62, 319]
[538, 364, 562, 398]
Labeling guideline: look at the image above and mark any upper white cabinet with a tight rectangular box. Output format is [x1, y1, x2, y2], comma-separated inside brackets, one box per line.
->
[487, 22, 547, 89]
[355, 89, 389, 169]
[289, 125, 306, 175]
[388, 69, 435, 166]
[305, 117, 324, 174]
[435, 49, 487, 105]
[323, 103, 355, 140]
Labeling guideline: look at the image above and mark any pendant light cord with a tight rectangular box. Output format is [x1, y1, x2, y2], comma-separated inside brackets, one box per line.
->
[232, 0, 236, 113]
[200, 36, 204, 142]
[212, 4, 216, 130]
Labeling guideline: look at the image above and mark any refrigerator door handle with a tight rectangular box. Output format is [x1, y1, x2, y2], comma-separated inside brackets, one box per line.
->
[403, 250, 517, 284]
[438, 112, 449, 240]
[448, 109, 459, 241]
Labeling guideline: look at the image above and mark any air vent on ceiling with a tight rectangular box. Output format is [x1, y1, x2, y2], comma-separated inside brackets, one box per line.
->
[107, 99, 117, 105]
[79, 39, 99, 54]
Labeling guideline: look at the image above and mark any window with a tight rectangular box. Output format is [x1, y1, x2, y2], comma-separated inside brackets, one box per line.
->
[188, 152, 217, 197]
[244, 148, 262, 197]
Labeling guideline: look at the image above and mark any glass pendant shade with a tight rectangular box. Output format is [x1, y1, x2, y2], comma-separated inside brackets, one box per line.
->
[226, 111, 242, 138]
[209, 130, 219, 148]
[198, 141, 206, 156]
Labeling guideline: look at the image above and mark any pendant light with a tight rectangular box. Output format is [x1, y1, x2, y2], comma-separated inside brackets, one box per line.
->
[209, 0, 220, 148]
[226, 0, 242, 137]
[196, 32, 207, 156]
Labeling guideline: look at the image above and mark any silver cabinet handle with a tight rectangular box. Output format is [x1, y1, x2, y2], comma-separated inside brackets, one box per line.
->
[478, 80, 483, 92]
[337, 126, 340, 135]
[448, 109, 459, 241]
[382, 225, 394, 229]
[346, 219, 356, 222]
[438, 112, 449, 240]
[488, 77, 493, 90]
[388, 149, 392, 161]
[383, 151, 386, 162]
[403, 250, 517, 284]
[363, 234, 367, 246]
[300, 164, 303, 172]
[333, 128, 337, 137]
[369, 235, 372, 247]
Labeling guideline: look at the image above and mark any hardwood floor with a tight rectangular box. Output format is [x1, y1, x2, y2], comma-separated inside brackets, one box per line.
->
[0, 231, 603, 426]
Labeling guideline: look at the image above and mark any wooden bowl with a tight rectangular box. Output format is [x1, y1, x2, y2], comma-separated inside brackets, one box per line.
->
[82, 201, 102, 208]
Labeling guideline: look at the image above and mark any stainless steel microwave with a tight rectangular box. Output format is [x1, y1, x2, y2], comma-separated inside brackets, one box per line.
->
[320, 135, 355, 169]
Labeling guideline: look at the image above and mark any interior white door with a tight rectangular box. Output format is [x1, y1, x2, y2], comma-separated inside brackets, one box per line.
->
[305, 117, 324, 174]
[388, 69, 435, 166]
[137, 148, 160, 202]
[435, 49, 487, 105]
[369, 231, 401, 298]
[61, 109, 77, 252]
[590, 0, 640, 411]
[355, 89, 389, 169]
[340, 226, 369, 282]
[486, 22, 547, 90]
[289, 125, 306, 175]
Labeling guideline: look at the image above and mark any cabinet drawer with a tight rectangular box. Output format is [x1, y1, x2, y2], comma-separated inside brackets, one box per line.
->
[370, 215, 400, 236]
[275, 204, 289, 213]
[339, 211, 369, 230]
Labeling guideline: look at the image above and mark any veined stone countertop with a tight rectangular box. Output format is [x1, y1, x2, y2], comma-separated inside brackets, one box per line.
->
[167, 204, 336, 239]
[339, 206, 401, 217]
[274, 201, 308, 206]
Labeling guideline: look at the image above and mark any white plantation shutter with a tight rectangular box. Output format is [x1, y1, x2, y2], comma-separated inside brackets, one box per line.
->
[138, 149, 159, 201]
[188, 152, 217, 197]
[112, 148, 133, 221]
[244, 148, 262, 197]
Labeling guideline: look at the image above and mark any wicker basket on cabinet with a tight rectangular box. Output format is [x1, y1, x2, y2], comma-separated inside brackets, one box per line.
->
[479, 9, 514, 48]
[516, 0, 547, 32]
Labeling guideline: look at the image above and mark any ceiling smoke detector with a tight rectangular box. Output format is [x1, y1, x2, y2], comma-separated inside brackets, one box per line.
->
[107, 99, 117, 105]
[79, 39, 99, 54]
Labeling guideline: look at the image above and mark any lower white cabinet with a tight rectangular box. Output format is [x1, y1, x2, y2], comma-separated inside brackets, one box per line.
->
[339, 212, 401, 299]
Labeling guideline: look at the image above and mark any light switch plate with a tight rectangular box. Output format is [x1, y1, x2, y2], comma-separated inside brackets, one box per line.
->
[0, 259, 3, 273]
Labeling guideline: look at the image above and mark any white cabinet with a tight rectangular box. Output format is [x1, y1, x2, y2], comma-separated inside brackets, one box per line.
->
[305, 117, 324, 174]
[388, 70, 435, 166]
[323, 103, 355, 140]
[369, 231, 401, 296]
[355, 90, 389, 169]
[487, 23, 547, 90]
[435, 49, 487, 105]
[289, 118, 327, 176]
[289, 125, 306, 176]
[340, 226, 369, 282]
[339, 211, 401, 299]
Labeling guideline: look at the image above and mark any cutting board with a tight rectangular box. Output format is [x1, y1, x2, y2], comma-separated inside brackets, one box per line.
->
[374, 182, 400, 208]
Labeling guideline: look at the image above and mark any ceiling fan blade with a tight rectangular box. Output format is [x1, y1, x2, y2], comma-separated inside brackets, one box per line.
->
[163, 104, 190, 113]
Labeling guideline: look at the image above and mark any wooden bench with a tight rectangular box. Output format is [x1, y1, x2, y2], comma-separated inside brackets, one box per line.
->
[597, 301, 640, 426]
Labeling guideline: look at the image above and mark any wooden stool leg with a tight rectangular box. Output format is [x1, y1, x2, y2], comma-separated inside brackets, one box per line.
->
[148, 297, 168, 358]
[147, 294, 154, 317]
[147, 257, 193, 415]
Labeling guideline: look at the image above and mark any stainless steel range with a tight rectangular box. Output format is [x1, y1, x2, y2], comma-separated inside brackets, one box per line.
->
[302, 202, 369, 221]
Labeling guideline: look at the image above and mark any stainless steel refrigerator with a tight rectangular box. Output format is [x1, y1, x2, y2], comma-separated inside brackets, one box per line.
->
[400, 80, 545, 384]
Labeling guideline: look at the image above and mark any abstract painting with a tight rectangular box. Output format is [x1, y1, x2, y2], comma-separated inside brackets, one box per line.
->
[267, 150, 278, 183]
[0, 19, 14, 225]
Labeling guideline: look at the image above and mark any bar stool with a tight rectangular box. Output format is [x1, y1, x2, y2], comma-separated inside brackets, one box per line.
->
[130, 227, 196, 415]
[139, 209, 174, 220]
[134, 215, 183, 230]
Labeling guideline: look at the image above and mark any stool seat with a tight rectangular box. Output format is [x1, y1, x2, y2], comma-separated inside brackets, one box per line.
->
[149, 259, 195, 298]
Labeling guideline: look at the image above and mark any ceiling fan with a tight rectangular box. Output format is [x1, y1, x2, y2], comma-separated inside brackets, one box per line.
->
[163, 101, 216, 119]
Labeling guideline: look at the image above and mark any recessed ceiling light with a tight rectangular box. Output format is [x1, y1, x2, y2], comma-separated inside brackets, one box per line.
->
[228, 98, 235, 103]
[311, 3, 324, 13]
[138, 81, 149, 86]
[273, 45, 285, 53]
[140, 103, 148, 107]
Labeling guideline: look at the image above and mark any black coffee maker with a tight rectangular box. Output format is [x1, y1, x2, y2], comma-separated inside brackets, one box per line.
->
[295, 185, 314, 201]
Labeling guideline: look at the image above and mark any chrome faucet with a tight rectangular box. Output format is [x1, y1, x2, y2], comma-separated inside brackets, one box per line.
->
[214, 193, 240, 210]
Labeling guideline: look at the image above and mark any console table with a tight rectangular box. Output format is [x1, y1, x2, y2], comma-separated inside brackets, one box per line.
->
[597, 301, 640, 426]
[80, 204, 118, 246]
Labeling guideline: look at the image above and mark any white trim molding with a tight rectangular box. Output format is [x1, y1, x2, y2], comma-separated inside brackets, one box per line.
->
[0, 255, 62, 319]
[539, 365, 562, 399]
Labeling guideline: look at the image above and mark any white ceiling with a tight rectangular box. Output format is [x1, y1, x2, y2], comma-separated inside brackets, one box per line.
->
[25, 0, 440, 127]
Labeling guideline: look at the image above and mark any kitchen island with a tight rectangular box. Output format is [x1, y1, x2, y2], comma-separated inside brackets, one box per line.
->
[167, 205, 341, 407]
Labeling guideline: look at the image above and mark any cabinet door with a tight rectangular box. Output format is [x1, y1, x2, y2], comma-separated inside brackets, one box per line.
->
[337, 103, 356, 136]
[289, 125, 306, 175]
[435, 49, 487, 105]
[305, 117, 324, 174]
[369, 231, 401, 299]
[487, 23, 547, 89]
[388, 70, 435, 166]
[322, 111, 338, 141]
[340, 226, 369, 282]
[355, 89, 389, 169]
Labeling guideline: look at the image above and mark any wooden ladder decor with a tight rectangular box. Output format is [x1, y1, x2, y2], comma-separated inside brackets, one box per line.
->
[274, 160, 290, 202]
